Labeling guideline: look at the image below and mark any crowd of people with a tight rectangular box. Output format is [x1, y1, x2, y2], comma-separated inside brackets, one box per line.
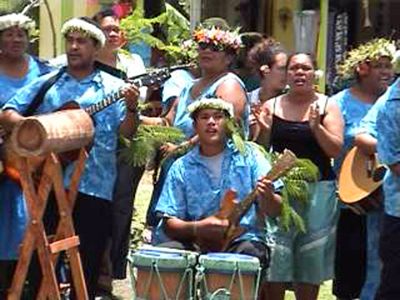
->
[1, 2, 400, 300]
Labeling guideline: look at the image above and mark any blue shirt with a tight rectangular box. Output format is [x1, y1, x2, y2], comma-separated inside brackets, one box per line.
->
[162, 69, 194, 109]
[155, 142, 282, 243]
[377, 83, 400, 217]
[173, 72, 250, 139]
[3, 69, 127, 201]
[331, 88, 373, 174]
[0, 56, 54, 259]
[359, 78, 400, 138]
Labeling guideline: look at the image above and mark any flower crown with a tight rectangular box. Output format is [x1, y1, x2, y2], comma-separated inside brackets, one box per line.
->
[339, 38, 396, 80]
[193, 26, 242, 52]
[0, 13, 35, 33]
[61, 18, 106, 47]
[187, 97, 234, 118]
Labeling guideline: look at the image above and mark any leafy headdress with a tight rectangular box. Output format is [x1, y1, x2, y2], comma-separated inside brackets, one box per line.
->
[0, 13, 35, 33]
[61, 17, 106, 47]
[339, 38, 396, 80]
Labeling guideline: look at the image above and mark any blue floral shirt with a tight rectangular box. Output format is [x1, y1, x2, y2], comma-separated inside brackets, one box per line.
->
[155, 142, 282, 243]
[377, 83, 400, 217]
[331, 88, 373, 174]
[173, 72, 250, 139]
[359, 78, 400, 138]
[3, 69, 127, 201]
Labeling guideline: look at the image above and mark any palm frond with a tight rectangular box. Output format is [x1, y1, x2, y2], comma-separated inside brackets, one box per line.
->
[121, 125, 185, 167]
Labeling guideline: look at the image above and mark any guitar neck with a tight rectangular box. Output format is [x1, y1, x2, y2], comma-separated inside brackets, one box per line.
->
[83, 65, 186, 116]
[227, 150, 296, 226]
[83, 75, 157, 116]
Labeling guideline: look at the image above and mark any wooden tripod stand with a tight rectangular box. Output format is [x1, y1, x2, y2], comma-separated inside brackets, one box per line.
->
[7, 149, 89, 300]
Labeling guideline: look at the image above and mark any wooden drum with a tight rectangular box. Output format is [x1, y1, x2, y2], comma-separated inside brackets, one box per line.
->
[197, 253, 261, 300]
[129, 246, 198, 300]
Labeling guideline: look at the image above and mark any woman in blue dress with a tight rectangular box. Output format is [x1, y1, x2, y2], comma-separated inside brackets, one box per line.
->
[0, 13, 54, 296]
[141, 25, 250, 238]
[330, 38, 395, 300]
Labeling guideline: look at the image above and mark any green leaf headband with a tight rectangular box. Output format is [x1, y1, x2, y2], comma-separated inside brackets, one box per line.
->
[187, 97, 234, 118]
[339, 38, 396, 80]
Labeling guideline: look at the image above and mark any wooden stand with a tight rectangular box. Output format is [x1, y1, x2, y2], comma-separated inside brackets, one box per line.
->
[7, 149, 89, 300]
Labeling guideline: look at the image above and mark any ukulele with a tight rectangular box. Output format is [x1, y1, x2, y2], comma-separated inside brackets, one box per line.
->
[196, 149, 298, 252]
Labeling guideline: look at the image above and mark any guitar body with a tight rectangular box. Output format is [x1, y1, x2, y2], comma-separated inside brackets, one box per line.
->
[339, 146, 385, 214]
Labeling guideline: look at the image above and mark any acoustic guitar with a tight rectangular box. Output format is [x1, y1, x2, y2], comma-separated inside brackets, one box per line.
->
[0, 65, 190, 183]
[197, 149, 297, 252]
[338, 146, 386, 214]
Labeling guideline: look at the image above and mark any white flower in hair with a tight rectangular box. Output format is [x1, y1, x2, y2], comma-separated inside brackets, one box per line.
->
[61, 17, 106, 47]
[0, 13, 35, 32]
[187, 97, 234, 118]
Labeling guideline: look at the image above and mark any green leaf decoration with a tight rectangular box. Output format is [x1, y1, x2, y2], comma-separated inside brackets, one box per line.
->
[221, 118, 319, 233]
[120, 4, 196, 65]
[223, 118, 246, 155]
[339, 38, 396, 80]
[121, 125, 185, 167]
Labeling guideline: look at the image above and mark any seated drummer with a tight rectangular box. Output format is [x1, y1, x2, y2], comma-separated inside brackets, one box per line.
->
[154, 97, 282, 269]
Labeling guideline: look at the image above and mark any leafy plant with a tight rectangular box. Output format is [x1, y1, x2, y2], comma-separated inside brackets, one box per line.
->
[121, 124, 185, 167]
[120, 3, 196, 64]
[225, 126, 319, 233]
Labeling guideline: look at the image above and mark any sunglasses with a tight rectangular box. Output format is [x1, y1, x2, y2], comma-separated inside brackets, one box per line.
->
[198, 42, 221, 51]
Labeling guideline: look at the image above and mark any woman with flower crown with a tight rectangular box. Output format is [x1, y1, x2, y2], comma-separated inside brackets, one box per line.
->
[330, 38, 395, 300]
[0, 12, 54, 297]
[141, 23, 250, 239]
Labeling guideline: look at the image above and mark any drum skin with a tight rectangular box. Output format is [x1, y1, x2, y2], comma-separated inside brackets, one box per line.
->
[198, 252, 261, 300]
[130, 247, 197, 300]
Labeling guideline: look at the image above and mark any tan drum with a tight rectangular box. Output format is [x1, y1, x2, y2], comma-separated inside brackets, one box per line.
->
[129, 246, 198, 300]
[197, 253, 261, 300]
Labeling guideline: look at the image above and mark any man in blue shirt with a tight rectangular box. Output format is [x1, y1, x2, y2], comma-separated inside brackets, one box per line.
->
[154, 97, 282, 269]
[375, 81, 400, 300]
[0, 17, 139, 299]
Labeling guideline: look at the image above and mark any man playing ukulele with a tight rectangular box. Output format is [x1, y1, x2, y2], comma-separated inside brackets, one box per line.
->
[154, 97, 282, 271]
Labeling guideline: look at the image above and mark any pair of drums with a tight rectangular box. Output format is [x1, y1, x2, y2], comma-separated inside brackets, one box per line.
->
[129, 246, 261, 300]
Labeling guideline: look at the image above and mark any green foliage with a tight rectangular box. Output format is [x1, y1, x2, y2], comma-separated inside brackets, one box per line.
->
[121, 125, 185, 167]
[224, 118, 246, 155]
[224, 127, 319, 233]
[120, 4, 195, 64]
[267, 152, 319, 232]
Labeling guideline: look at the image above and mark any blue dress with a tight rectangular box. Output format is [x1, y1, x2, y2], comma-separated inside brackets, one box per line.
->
[331, 87, 384, 299]
[0, 56, 54, 260]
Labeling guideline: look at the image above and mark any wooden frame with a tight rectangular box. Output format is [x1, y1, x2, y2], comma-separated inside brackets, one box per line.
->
[6, 149, 89, 300]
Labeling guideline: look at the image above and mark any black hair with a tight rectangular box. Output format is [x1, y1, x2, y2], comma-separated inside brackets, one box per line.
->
[286, 52, 317, 70]
[92, 9, 118, 24]
[191, 109, 230, 122]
